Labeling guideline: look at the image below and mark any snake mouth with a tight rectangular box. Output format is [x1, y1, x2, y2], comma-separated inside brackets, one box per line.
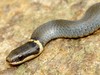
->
[6, 40, 43, 65]
[6, 53, 40, 65]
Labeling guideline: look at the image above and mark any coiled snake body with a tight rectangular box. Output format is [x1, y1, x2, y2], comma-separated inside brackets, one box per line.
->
[6, 3, 100, 65]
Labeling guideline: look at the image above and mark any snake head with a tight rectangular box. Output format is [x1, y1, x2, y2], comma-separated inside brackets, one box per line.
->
[6, 40, 43, 65]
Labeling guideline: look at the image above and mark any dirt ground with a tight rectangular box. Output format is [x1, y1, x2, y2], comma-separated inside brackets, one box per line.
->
[0, 0, 100, 75]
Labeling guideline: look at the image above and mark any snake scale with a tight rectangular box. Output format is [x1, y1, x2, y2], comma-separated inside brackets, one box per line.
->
[6, 2, 100, 65]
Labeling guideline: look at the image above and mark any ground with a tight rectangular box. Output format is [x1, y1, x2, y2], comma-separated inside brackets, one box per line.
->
[0, 0, 100, 75]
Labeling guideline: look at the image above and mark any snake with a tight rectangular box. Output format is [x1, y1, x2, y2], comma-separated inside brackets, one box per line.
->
[6, 3, 100, 65]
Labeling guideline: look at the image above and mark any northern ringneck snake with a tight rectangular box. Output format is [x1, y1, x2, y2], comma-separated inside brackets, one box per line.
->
[6, 2, 100, 65]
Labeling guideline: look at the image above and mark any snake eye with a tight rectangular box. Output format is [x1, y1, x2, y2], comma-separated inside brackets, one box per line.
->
[17, 55, 24, 61]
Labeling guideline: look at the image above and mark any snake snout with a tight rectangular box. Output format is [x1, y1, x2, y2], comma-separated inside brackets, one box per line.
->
[6, 41, 40, 65]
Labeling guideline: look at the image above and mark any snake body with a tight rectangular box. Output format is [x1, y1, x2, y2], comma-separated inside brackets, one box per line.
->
[6, 3, 100, 65]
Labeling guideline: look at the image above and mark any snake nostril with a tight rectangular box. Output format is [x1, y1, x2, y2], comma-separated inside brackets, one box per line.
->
[6, 57, 13, 64]
[6, 57, 12, 63]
